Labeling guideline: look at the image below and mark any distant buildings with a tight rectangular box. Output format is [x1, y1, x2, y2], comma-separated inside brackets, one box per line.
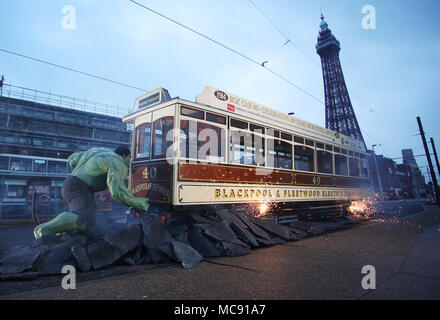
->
[402, 149, 427, 198]
[0, 83, 132, 222]
[369, 149, 427, 199]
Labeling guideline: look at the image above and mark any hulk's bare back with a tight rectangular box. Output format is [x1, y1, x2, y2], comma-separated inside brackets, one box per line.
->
[71, 148, 127, 193]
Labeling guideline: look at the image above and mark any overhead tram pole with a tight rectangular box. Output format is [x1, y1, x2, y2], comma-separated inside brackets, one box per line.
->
[372, 144, 384, 198]
[417, 117, 440, 205]
[430, 137, 440, 182]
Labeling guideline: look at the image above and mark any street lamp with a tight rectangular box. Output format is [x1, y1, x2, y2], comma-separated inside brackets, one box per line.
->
[372, 144, 384, 198]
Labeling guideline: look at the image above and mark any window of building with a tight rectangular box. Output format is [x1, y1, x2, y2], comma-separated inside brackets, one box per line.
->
[181, 106, 204, 120]
[317, 150, 333, 174]
[10, 158, 32, 172]
[33, 159, 47, 173]
[294, 145, 315, 172]
[349, 157, 360, 177]
[5, 135, 15, 143]
[33, 139, 43, 146]
[0, 156, 9, 170]
[6, 185, 26, 199]
[18, 137, 30, 145]
[316, 142, 325, 149]
[4, 179, 27, 199]
[152, 117, 174, 159]
[267, 139, 292, 169]
[180, 120, 226, 162]
[48, 161, 67, 173]
[230, 131, 264, 166]
[326, 145, 333, 152]
[335, 154, 348, 176]
[136, 123, 151, 159]
[341, 149, 348, 155]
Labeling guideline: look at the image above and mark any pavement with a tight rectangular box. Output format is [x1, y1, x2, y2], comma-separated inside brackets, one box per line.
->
[0, 200, 439, 300]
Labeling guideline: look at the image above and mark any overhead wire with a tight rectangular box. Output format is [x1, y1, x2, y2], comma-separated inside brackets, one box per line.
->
[0, 48, 150, 93]
[247, 0, 320, 67]
[127, 0, 324, 105]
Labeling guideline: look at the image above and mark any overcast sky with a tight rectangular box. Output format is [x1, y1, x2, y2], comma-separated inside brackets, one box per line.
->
[1, 0, 440, 178]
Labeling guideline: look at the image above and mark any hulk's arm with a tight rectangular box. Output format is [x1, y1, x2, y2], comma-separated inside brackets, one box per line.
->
[105, 158, 149, 213]
[68, 152, 85, 169]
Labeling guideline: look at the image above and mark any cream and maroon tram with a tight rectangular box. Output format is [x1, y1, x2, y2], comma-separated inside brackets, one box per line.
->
[123, 86, 372, 219]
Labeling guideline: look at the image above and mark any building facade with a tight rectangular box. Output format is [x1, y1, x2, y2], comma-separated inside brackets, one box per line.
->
[401, 149, 427, 198]
[368, 149, 426, 199]
[0, 83, 132, 222]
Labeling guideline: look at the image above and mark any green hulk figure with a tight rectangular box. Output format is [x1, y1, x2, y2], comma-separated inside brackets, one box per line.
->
[34, 146, 149, 240]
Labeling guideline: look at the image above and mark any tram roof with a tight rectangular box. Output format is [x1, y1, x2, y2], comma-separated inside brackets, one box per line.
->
[123, 86, 366, 153]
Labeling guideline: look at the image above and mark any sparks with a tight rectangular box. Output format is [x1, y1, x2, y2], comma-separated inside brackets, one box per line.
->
[257, 201, 270, 217]
[347, 198, 375, 218]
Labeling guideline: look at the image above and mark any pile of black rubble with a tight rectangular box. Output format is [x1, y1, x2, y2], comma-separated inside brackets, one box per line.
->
[0, 210, 359, 280]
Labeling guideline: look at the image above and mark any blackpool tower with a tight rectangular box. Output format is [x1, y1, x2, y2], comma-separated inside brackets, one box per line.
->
[316, 15, 365, 146]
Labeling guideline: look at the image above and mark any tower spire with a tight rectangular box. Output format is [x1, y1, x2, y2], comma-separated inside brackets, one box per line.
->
[316, 16, 365, 147]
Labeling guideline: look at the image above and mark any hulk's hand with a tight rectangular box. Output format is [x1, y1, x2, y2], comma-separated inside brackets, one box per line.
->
[133, 197, 150, 213]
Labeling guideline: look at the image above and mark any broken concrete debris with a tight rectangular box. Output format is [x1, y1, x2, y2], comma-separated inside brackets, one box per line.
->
[0, 210, 358, 279]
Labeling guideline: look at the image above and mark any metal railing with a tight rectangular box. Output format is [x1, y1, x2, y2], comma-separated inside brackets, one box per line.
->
[0, 83, 132, 118]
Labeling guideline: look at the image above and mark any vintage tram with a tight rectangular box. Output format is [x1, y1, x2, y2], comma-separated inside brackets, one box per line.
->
[123, 86, 372, 221]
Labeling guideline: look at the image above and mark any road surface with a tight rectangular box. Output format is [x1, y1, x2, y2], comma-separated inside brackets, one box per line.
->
[1, 200, 439, 300]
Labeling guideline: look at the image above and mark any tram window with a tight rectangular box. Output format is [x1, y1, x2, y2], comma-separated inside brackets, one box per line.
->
[250, 123, 265, 134]
[230, 118, 248, 130]
[180, 120, 225, 162]
[294, 145, 315, 172]
[206, 112, 226, 125]
[305, 139, 315, 147]
[349, 157, 360, 177]
[334, 147, 341, 153]
[317, 150, 333, 174]
[267, 139, 292, 169]
[334, 154, 348, 175]
[152, 117, 174, 159]
[361, 159, 369, 178]
[267, 129, 280, 138]
[136, 123, 151, 159]
[230, 131, 264, 166]
[348, 151, 354, 156]
[281, 132, 292, 141]
[326, 145, 333, 151]
[294, 136, 305, 144]
[341, 149, 348, 155]
[354, 152, 360, 158]
[316, 142, 325, 149]
[181, 106, 204, 120]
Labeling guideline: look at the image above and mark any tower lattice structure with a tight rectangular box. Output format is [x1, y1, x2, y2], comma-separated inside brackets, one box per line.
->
[316, 15, 365, 146]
